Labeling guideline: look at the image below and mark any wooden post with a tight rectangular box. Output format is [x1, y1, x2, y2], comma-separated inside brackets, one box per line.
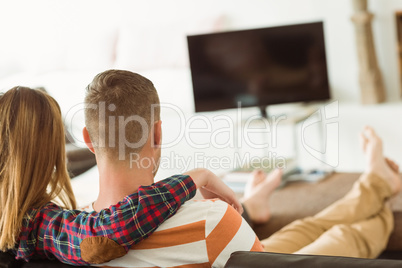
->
[395, 12, 402, 97]
[351, 0, 386, 104]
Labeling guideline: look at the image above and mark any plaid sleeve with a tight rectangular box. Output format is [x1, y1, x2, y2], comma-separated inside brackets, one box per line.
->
[15, 174, 196, 266]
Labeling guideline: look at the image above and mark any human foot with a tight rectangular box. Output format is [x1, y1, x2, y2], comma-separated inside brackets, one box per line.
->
[242, 169, 282, 223]
[385, 157, 399, 174]
[360, 126, 401, 195]
[243, 170, 267, 199]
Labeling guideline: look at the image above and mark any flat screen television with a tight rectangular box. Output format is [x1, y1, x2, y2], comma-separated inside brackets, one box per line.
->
[187, 21, 330, 116]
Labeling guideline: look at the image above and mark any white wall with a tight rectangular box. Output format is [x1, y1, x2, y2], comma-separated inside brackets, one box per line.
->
[1, 0, 400, 102]
[1, 0, 402, 174]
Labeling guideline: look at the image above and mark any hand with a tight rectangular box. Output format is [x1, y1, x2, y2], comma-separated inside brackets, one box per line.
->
[184, 168, 243, 214]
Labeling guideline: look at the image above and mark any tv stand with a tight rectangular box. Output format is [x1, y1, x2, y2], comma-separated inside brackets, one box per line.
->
[259, 105, 268, 118]
[226, 104, 333, 191]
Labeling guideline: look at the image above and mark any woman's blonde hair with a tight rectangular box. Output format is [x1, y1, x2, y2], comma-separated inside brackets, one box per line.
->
[0, 87, 76, 251]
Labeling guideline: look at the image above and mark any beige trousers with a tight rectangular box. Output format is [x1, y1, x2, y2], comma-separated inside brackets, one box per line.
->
[261, 173, 394, 258]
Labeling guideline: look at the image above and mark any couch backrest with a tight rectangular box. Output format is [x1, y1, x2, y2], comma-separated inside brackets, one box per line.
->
[224, 251, 402, 268]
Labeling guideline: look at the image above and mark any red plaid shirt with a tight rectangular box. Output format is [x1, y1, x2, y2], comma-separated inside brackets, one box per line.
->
[14, 175, 196, 266]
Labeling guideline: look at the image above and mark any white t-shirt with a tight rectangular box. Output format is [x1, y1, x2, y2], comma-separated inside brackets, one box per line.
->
[84, 199, 263, 268]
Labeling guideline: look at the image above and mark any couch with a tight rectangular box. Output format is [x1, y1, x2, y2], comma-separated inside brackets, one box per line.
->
[2, 251, 402, 268]
[224, 251, 402, 267]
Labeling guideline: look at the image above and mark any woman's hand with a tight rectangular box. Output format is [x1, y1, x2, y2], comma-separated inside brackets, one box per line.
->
[184, 168, 243, 215]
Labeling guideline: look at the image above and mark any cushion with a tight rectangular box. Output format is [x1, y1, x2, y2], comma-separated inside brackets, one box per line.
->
[66, 144, 96, 178]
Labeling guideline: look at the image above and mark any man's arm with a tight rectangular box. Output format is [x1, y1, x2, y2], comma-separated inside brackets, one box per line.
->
[15, 175, 196, 266]
[184, 168, 243, 214]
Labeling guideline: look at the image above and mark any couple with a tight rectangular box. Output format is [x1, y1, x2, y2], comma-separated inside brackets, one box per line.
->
[0, 70, 399, 267]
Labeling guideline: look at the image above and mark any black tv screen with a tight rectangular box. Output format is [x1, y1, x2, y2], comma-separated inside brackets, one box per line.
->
[187, 22, 331, 113]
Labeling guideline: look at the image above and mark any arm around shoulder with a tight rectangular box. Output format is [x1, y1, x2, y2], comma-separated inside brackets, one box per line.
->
[15, 175, 197, 265]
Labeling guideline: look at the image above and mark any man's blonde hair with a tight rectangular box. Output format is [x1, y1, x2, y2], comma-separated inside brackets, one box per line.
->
[85, 70, 160, 160]
[0, 87, 76, 251]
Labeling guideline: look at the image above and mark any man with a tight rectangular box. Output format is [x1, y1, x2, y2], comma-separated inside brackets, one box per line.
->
[82, 70, 261, 267]
[82, 69, 400, 267]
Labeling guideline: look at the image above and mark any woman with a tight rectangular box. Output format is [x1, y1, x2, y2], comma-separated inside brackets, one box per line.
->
[0, 87, 240, 265]
[0, 86, 77, 250]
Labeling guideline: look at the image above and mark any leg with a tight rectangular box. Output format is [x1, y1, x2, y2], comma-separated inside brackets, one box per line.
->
[309, 127, 400, 227]
[260, 216, 331, 254]
[310, 172, 392, 227]
[294, 204, 393, 258]
[242, 169, 282, 224]
[261, 172, 393, 253]
[260, 127, 400, 253]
